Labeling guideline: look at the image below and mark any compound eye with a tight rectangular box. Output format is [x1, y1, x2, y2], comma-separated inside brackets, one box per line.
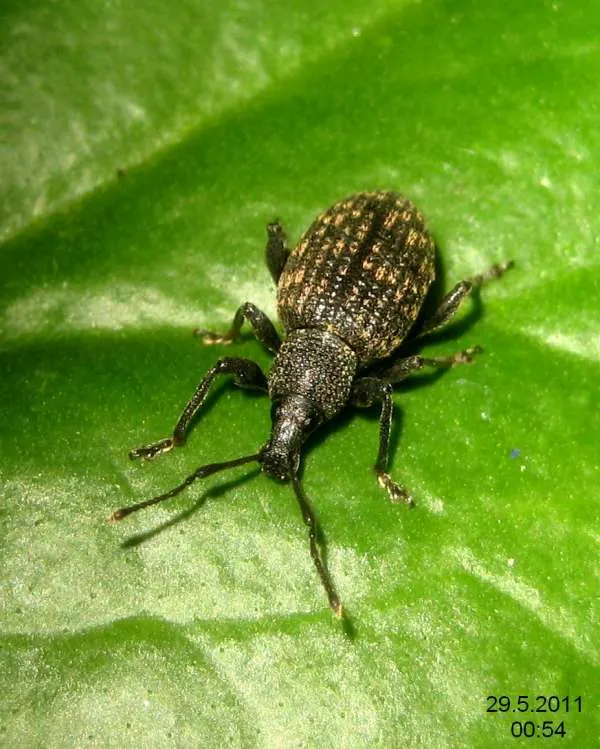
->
[270, 400, 283, 424]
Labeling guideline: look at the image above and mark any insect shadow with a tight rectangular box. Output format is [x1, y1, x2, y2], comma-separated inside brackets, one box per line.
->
[119, 468, 259, 550]
[119, 458, 357, 638]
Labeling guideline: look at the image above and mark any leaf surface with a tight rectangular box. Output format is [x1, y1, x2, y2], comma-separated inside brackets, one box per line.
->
[2, 0, 598, 746]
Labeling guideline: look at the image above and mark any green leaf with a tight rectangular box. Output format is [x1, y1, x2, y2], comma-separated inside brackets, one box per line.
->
[2, 0, 598, 746]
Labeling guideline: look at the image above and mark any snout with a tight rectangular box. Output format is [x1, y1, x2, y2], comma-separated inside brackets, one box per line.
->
[259, 446, 291, 482]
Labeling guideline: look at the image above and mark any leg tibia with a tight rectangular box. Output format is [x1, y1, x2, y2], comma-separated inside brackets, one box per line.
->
[350, 377, 413, 506]
[129, 357, 267, 461]
[378, 346, 482, 384]
[194, 302, 281, 354]
[419, 260, 513, 337]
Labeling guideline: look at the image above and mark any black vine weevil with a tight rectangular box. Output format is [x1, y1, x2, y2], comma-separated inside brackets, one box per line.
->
[110, 191, 513, 617]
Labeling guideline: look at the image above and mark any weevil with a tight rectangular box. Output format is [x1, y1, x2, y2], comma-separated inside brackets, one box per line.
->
[110, 191, 513, 616]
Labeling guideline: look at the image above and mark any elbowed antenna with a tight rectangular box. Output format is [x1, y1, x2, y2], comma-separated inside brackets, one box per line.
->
[108, 449, 344, 618]
[108, 453, 261, 521]
[291, 473, 343, 618]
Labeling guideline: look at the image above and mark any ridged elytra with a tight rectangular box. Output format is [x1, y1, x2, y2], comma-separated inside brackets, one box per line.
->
[110, 191, 513, 618]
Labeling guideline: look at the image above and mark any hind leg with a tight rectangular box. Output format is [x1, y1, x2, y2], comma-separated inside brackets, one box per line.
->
[418, 260, 513, 338]
[265, 220, 290, 283]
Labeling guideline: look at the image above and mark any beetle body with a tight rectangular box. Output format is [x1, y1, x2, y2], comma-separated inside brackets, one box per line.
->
[264, 193, 436, 484]
[112, 191, 512, 617]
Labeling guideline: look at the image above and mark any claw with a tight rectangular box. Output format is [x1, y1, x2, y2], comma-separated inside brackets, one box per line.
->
[377, 471, 414, 506]
[129, 437, 175, 461]
[192, 328, 234, 345]
[454, 345, 483, 365]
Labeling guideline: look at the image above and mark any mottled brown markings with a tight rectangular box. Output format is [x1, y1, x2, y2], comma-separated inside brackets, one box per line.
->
[374, 265, 399, 283]
[277, 192, 436, 364]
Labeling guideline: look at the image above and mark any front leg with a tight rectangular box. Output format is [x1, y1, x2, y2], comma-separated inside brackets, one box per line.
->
[350, 377, 412, 505]
[130, 357, 268, 460]
[194, 301, 281, 354]
[355, 348, 481, 501]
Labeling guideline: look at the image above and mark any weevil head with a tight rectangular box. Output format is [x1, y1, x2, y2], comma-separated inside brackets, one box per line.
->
[259, 395, 322, 481]
[260, 329, 358, 481]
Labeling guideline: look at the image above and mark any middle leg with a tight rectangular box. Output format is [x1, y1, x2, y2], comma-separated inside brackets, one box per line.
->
[194, 301, 281, 354]
[377, 346, 482, 384]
